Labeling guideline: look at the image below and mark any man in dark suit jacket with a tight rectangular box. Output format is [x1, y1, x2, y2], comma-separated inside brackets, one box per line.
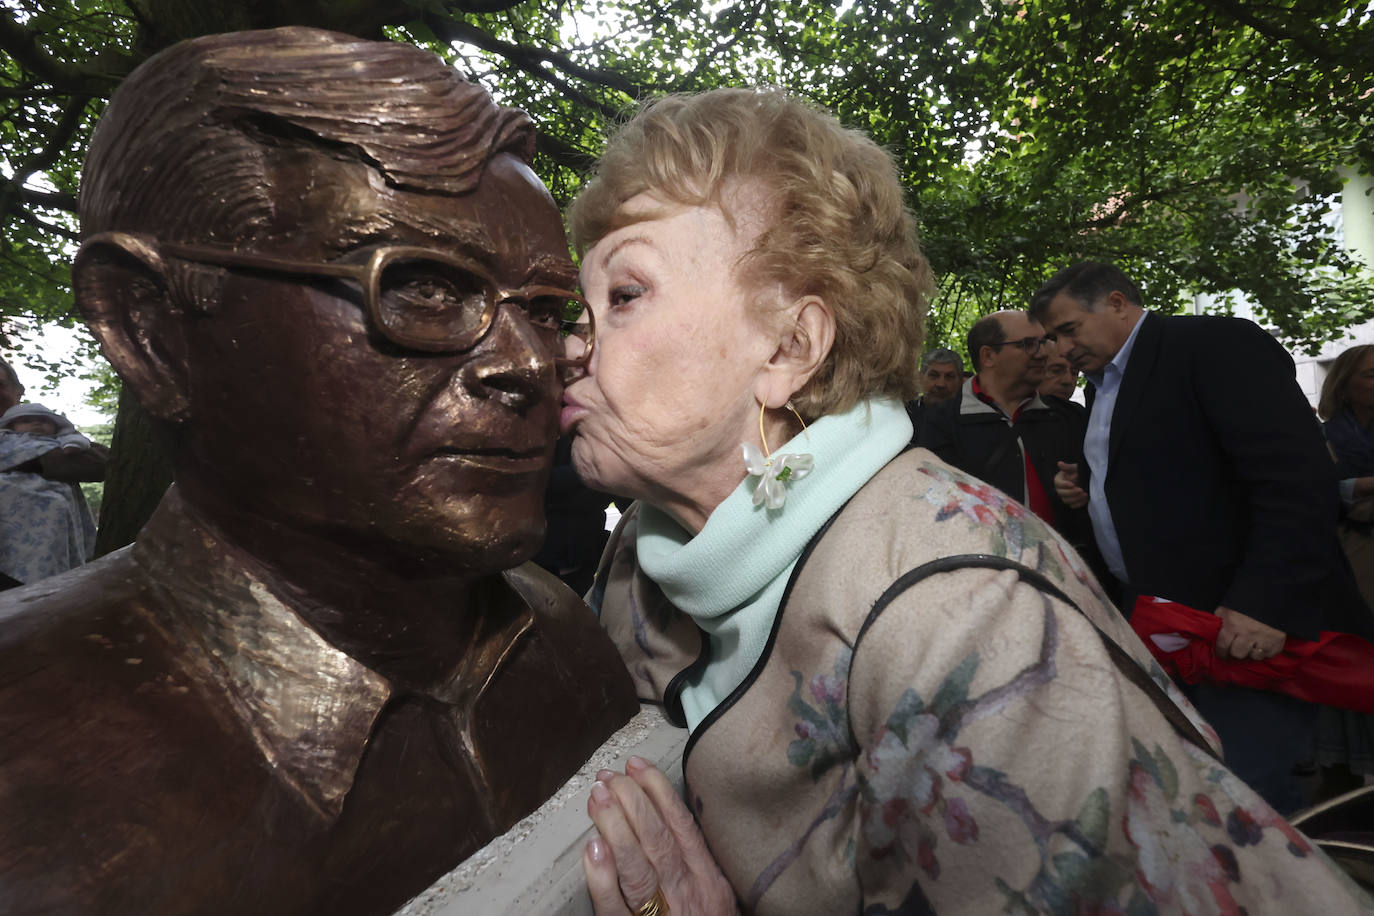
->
[1030, 261, 1371, 813]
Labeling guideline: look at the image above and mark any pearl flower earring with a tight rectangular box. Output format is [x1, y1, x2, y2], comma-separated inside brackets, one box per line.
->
[741, 400, 813, 510]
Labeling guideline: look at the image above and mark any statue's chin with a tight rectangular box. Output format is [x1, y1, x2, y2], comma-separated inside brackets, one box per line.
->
[365, 503, 548, 578]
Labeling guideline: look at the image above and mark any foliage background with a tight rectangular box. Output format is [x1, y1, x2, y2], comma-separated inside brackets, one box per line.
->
[1, 0, 1371, 540]
[3, 0, 1372, 373]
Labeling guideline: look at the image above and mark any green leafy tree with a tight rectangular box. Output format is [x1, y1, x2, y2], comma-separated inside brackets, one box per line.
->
[2, 0, 1371, 543]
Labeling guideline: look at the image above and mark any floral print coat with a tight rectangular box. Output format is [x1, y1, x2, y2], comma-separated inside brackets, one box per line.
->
[594, 450, 1372, 915]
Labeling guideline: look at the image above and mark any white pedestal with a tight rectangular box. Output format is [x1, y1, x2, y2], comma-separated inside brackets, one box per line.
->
[397, 704, 686, 916]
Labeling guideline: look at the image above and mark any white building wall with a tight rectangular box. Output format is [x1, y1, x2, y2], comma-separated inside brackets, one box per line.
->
[1191, 167, 1374, 408]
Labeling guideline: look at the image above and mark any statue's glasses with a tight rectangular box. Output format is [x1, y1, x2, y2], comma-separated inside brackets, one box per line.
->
[157, 241, 594, 372]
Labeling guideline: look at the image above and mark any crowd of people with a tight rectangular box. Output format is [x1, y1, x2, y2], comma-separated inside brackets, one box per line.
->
[904, 268, 1374, 817]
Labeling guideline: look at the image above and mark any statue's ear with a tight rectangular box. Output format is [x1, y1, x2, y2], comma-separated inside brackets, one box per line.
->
[72, 232, 192, 423]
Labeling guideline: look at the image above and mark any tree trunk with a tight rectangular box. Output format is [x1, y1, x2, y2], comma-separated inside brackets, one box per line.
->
[93, 385, 175, 557]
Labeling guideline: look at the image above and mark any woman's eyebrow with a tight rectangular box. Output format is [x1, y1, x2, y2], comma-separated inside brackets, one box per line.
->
[598, 235, 654, 269]
[580, 235, 655, 288]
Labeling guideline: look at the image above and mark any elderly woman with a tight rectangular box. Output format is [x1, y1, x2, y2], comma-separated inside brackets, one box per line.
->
[563, 89, 1369, 915]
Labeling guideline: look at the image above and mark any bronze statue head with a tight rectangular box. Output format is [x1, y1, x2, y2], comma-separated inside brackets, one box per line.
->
[3, 33, 635, 915]
[73, 28, 579, 574]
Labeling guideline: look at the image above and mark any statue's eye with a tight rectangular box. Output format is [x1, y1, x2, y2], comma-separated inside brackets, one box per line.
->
[521, 294, 580, 332]
[376, 259, 491, 342]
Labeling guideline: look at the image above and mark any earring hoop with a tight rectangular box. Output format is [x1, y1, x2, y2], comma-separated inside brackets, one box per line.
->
[758, 399, 809, 458]
[743, 399, 814, 510]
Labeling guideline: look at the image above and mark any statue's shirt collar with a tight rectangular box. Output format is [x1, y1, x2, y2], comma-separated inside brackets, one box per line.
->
[131, 487, 531, 820]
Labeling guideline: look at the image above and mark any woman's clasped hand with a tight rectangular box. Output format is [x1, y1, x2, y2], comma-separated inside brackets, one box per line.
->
[584, 757, 737, 916]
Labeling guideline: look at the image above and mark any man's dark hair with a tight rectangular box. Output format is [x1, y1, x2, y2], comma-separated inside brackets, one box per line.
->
[919, 347, 964, 374]
[1028, 261, 1143, 324]
[966, 313, 1007, 373]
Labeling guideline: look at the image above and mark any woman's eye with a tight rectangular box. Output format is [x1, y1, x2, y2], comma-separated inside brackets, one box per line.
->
[609, 285, 645, 308]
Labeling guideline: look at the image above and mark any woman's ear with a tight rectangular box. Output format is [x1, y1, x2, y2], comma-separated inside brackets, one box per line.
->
[72, 232, 193, 423]
[758, 295, 835, 409]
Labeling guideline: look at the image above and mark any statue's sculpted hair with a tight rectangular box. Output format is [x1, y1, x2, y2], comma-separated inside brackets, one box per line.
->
[80, 27, 535, 246]
[569, 88, 931, 419]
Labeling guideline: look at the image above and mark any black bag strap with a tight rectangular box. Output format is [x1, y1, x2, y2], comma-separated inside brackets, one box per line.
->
[859, 553, 1221, 762]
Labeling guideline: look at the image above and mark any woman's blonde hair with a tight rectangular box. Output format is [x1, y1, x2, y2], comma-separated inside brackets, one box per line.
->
[569, 88, 931, 419]
[1319, 344, 1374, 420]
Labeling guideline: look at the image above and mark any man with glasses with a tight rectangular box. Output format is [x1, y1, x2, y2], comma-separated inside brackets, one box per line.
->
[1031, 260, 1371, 815]
[918, 310, 1103, 574]
[0, 28, 635, 915]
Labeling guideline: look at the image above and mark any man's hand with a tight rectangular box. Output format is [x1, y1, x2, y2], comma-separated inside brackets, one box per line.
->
[1054, 461, 1088, 509]
[1214, 606, 1286, 660]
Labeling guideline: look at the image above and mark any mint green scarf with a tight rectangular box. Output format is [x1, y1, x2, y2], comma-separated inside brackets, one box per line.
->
[636, 398, 913, 731]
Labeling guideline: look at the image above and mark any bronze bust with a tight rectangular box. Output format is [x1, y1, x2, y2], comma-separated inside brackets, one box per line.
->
[0, 27, 636, 915]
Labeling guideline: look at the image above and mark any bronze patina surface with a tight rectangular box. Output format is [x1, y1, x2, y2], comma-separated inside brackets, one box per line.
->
[0, 27, 635, 915]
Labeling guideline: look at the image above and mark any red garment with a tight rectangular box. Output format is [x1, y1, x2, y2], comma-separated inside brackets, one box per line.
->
[1130, 596, 1374, 714]
[970, 377, 1055, 523]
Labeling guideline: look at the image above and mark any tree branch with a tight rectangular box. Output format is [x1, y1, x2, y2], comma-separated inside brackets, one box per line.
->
[1076, 176, 1229, 230]
[427, 14, 643, 99]
[0, 10, 83, 87]
[535, 130, 597, 174]
[13, 94, 88, 178]
[1195, 0, 1348, 68]
[450, 0, 529, 13]
[425, 14, 627, 120]
[16, 187, 78, 213]
[0, 9, 131, 92]
[0, 94, 88, 229]
[12, 205, 79, 242]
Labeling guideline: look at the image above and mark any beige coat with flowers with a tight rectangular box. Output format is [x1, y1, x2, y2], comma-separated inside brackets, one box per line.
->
[595, 449, 1371, 915]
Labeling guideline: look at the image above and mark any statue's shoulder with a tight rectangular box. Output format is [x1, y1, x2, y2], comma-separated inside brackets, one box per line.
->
[496, 558, 638, 721]
[0, 550, 289, 914]
[0, 546, 229, 764]
[501, 560, 596, 624]
[0, 547, 152, 663]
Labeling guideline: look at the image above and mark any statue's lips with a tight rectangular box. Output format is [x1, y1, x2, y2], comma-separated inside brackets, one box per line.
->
[427, 447, 548, 473]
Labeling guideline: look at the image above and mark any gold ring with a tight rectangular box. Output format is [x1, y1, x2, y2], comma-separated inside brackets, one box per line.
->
[634, 887, 669, 916]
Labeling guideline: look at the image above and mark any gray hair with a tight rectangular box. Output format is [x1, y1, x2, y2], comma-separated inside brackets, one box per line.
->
[919, 348, 964, 374]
